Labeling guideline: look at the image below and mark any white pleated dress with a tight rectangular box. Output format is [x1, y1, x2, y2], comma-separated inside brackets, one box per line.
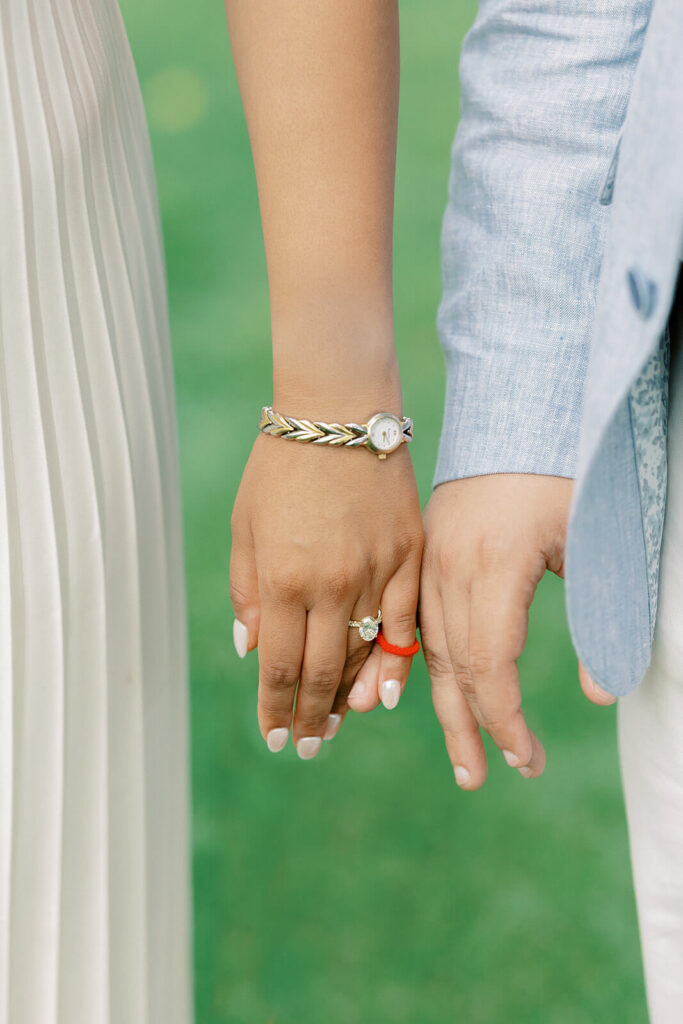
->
[0, 2, 192, 1023]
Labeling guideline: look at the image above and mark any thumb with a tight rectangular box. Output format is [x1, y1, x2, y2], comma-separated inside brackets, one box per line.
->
[229, 528, 260, 658]
[579, 662, 617, 706]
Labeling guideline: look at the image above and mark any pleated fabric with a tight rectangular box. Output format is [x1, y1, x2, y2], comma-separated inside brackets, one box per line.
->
[0, 1, 192, 1022]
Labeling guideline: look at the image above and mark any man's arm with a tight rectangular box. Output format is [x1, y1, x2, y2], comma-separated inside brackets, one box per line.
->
[421, 0, 651, 787]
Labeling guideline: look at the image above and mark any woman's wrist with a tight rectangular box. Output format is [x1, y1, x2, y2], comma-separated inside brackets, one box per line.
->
[270, 292, 401, 417]
[272, 333, 402, 422]
[272, 370, 403, 423]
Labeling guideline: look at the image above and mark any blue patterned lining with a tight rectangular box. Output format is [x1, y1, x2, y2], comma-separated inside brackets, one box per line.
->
[628, 324, 671, 635]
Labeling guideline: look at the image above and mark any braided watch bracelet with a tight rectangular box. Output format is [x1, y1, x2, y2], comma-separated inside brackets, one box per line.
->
[258, 406, 413, 459]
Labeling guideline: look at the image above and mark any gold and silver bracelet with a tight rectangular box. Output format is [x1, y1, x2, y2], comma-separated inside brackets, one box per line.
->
[258, 407, 413, 460]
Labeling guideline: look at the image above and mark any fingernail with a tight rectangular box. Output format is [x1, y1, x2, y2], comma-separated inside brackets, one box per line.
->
[266, 728, 289, 752]
[379, 678, 401, 710]
[233, 619, 248, 658]
[518, 766, 533, 779]
[454, 766, 471, 787]
[503, 749, 520, 768]
[297, 736, 322, 760]
[323, 714, 342, 741]
[347, 680, 366, 705]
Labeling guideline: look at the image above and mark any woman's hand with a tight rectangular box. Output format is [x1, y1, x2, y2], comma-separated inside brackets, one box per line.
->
[230, 431, 423, 758]
[225, 0, 412, 758]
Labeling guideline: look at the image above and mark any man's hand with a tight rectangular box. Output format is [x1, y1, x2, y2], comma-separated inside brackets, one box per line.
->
[420, 474, 615, 790]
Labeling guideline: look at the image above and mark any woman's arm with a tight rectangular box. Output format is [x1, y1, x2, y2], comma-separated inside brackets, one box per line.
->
[225, 0, 400, 410]
[226, 0, 423, 757]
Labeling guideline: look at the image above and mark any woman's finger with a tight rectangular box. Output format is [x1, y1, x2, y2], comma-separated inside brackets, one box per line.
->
[343, 583, 385, 712]
[346, 557, 420, 712]
[346, 642, 382, 712]
[419, 571, 488, 790]
[256, 596, 306, 753]
[292, 605, 353, 758]
[323, 708, 345, 741]
[376, 559, 420, 710]
[229, 524, 261, 656]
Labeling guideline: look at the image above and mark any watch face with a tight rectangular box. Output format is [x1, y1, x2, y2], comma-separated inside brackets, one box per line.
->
[367, 413, 402, 454]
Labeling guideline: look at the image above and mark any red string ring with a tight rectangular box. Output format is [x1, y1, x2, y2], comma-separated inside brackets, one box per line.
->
[376, 627, 420, 658]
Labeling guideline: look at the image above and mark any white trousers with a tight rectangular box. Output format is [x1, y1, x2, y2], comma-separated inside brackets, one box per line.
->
[619, 313, 683, 1023]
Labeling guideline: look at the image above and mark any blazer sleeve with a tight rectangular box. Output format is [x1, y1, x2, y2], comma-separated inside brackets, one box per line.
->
[434, 0, 653, 487]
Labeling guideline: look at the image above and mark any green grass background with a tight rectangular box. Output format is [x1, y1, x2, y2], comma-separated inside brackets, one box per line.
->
[120, 2, 647, 1021]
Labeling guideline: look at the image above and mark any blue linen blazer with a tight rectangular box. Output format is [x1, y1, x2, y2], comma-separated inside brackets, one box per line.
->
[435, 0, 683, 696]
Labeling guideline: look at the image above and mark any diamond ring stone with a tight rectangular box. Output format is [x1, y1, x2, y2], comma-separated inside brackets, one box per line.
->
[348, 609, 382, 642]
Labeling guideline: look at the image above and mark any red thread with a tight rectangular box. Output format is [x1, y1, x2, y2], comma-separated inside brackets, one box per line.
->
[376, 628, 420, 658]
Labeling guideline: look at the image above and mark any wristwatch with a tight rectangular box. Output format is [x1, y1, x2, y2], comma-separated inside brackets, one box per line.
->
[258, 407, 413, 460]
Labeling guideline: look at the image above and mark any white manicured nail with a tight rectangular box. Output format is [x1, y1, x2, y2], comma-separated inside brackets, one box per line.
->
[379, 678, 401, 710]
[324, 714, 342, 741]
[518, 766, 534, 779]
[233, 619, 248, 658]
[297, 736, 322, 760]
[266, 728, 289, 752]
[348, 680, 366, 705]
[454, 766, 471, 787]
[503, 749, 520, 768]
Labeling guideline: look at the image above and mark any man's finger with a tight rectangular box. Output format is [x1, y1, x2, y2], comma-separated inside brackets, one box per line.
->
[516, 731, 546, 779]
[420, 572, 487, 789]
[444, 564, 544, 773]
[579, 662, 617, 706]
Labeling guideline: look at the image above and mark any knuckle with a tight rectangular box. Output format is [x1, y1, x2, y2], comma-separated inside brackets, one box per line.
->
[467, 648, 495, 679]
[453, 665, 477, 701]
[479, 711, 506, 732]
[434, 544, 460, 578]
[307, 665, 341, 693]
[479, 701, 521, 736]
[423, 645, 454, 680]
[443, 724, 479, 746]
[261, 569, 307, 604]
[388, 606, 417, 636]
[393, 528, 424, 566]
[320, 566, 359, 602]
[262, 661, 299, 692]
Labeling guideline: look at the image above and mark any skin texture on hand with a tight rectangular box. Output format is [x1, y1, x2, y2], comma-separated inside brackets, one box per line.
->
[230, 434, 423, 758]
[419, 474, 615, 790]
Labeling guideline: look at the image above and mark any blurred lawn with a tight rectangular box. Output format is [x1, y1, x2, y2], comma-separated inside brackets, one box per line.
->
[120, 2, 647, 1022]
